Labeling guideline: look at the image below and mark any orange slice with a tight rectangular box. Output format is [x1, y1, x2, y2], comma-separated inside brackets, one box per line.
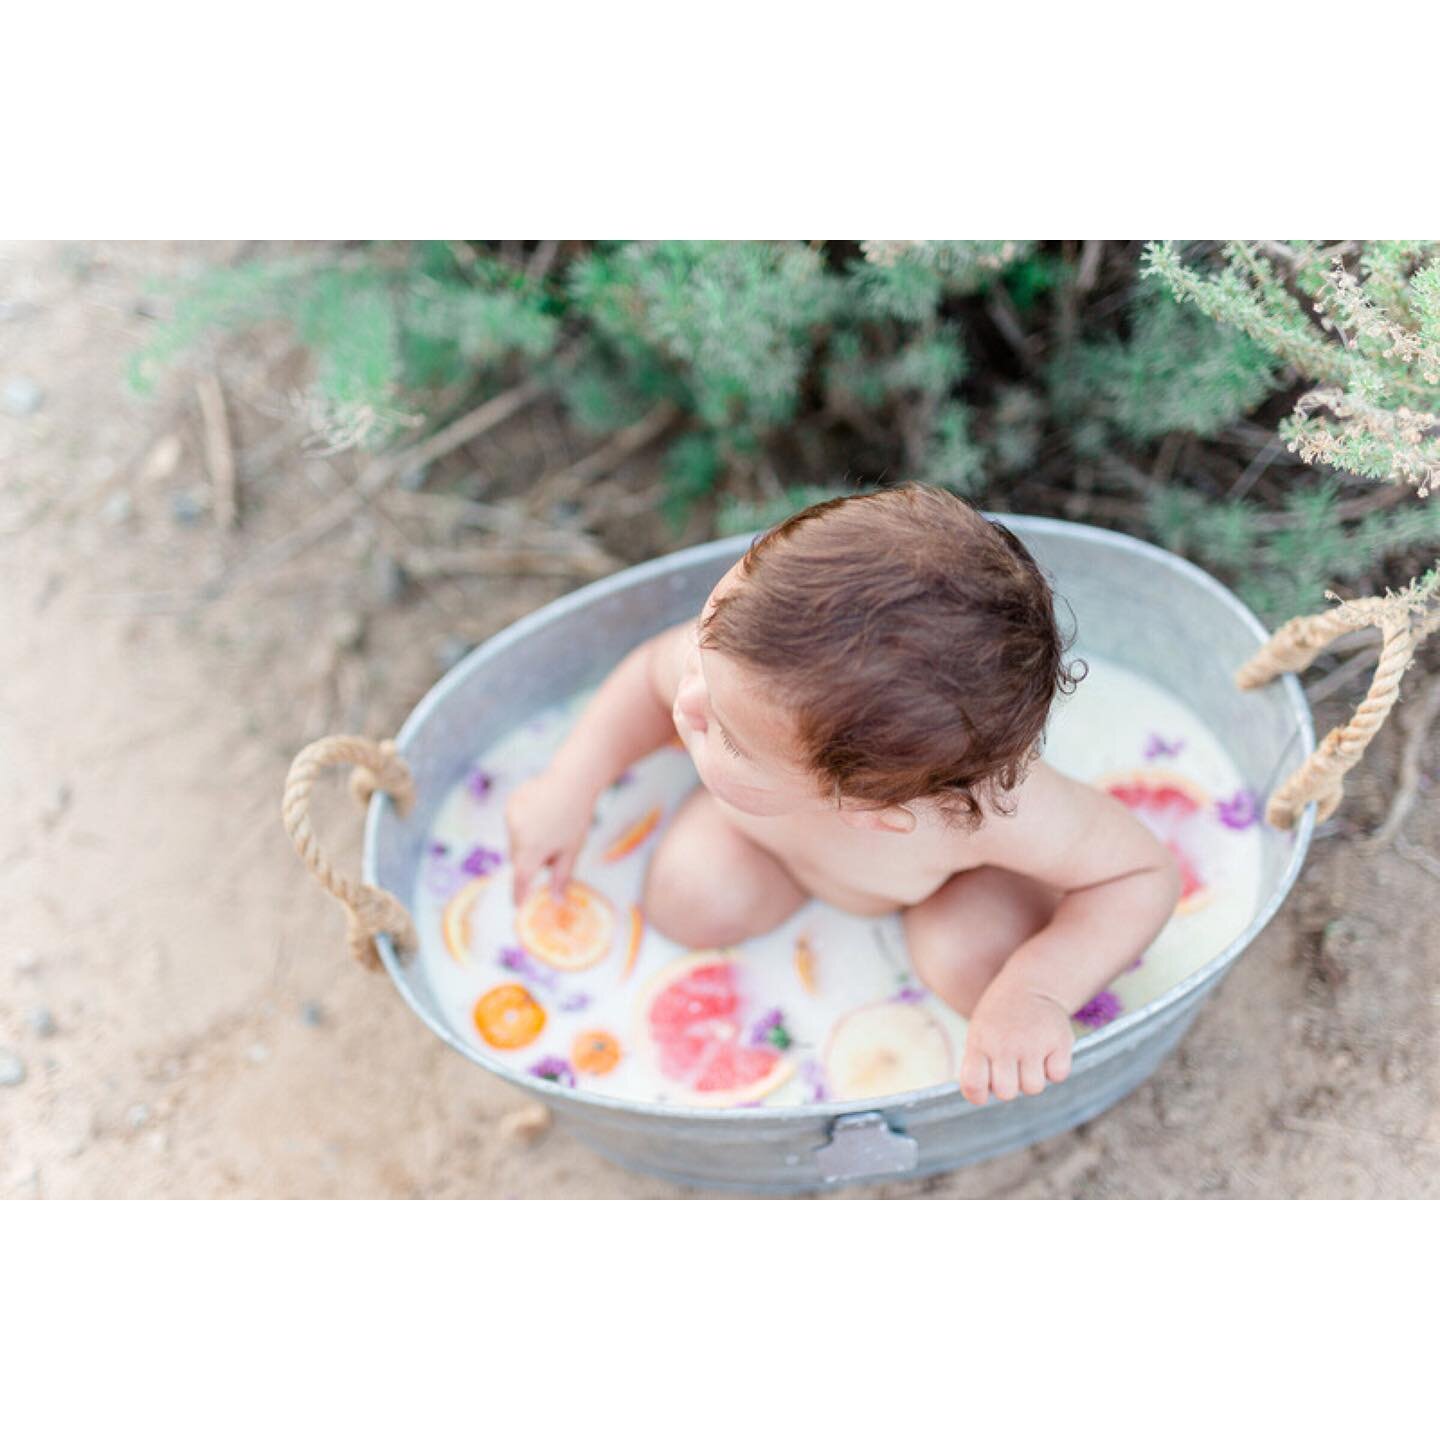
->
[571, 1029, 622, 1076]
[793, 936, 819, 995]
[1094, 768, 1214, 915]
[473, 984, 546, 1050]
[622, 905, 644, 980]
[602, 807, 662, 862]
[639, 952, 795, 1108]
[441, 876, 493, 964]
[824, 1001, 953, 1100]
[516, 880, 616, 971]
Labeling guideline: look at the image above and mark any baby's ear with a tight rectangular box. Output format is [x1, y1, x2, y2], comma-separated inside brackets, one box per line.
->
[838, 804, 917, 835]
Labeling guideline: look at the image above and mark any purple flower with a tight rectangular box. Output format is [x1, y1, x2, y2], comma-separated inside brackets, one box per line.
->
[466, 769, 496, 802]
[528, 1057, 576, 1087]
[422, 854, 464, 898]
[428, 840, 449, 856]
[498, 946, 555, 991]
[613, 768, 637, 789]
[799, 1057, 829, 1103]
[1215, 788, 1260, 830]
[1125, 954, 1145, 973]
[892, 985, 928, 1004]
[1143, 733, 1186, 761]
[1073, 991, 1123, 1029]
[461, 844, 504, 878]
[747, 1008, 792, 1050]
[557, 992, 592, 1013]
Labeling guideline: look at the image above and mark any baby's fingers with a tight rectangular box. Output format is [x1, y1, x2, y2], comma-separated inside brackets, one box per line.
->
[512, 851, 545, 907]
[1018, 1053, 1048, 1097]
[989, 1056, 1020, 1103]
[959, 1047, 991, 1107]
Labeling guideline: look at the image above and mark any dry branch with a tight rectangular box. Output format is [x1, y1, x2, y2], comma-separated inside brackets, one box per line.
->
[196, 374, 238, 530]
[528, 400, 680, 511]
[1369, 672, 1440, 846]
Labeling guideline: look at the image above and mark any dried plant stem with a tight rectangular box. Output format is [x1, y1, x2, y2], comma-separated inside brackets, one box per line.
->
[529, 400, 680, 511]
[196, 374, 238, 530]
[1304, 645, 1381, 704]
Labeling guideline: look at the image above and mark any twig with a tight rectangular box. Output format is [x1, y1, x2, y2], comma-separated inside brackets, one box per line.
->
[1227, 433, 1284, 502]
[1304, 645, 1380, 704]
[1076, 239, 1106, 292]
[528, 400, 680, 511]
[1368, 672, 1440, 846]
[1275, 1114, 1440, 1154]
[205, 375, 550, 598]
[398, 542, 620, 582]
[985, 286, 1039, 372]
[196, 373, 238, 530]
[1394, 836, 1440, 881]
[526, 240, 561, 283]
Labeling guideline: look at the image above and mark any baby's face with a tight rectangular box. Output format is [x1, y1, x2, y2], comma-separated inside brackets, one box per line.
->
[671, 562, 827, 818]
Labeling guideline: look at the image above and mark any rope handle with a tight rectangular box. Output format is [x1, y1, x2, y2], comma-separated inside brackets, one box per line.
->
[281, 735, 419, 970]
[1236, 598, 1419, 829]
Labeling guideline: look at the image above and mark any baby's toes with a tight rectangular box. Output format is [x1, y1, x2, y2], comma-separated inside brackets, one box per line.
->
[1044, 1048, 1072, 1084]
[1018, 1054, 1047, 1096]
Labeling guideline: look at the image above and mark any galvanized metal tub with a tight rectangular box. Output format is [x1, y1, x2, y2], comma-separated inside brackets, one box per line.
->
[364, 516, 1316, 1192]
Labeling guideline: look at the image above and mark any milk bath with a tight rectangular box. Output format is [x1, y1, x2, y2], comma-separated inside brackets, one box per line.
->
[413, 653, 1264, 1109]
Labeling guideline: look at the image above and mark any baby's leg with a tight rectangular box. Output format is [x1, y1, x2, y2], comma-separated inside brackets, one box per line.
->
[902, 867, 1065, 1018]
[643, 787, 809, 948]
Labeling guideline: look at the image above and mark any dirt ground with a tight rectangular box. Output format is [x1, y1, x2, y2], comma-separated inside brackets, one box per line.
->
[3, 240, 1438, 1200]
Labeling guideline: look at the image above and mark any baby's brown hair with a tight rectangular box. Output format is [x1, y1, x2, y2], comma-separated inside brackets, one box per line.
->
[701, 484, 1084, 828]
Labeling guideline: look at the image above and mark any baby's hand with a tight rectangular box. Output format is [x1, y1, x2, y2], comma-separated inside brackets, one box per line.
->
[959, 981, 1073, 1106]
[504, 768, 595, 906]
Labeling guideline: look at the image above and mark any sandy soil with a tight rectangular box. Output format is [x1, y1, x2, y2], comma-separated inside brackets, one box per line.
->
[2, 240, 1438, 1199]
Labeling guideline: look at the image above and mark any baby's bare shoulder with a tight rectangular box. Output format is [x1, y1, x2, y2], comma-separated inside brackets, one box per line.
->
[960, 760, 1166, 889]
[644, 617, 698, 705]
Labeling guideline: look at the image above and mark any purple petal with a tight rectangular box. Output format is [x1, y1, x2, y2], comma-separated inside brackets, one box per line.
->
[461, 845, 504, 878]
[557, 992, 592, 1013]
[527, 1057, 576, 1088]
[1073, 991, 1123, 1029]
[1215, 788, 1260, 830]
[499, 946, 555, 991]
[1125, 954, 1145, 973]
[891, 985, 928, 1004]
[1142, 734, 1186, 761]
[747, 1008, 786, 1046]
[467, 769, 496, 801]
[800, 1057, 829, 1103]
[422, 856, 465, 898]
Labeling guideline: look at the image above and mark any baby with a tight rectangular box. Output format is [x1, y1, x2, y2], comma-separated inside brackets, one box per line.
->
[505, 485, 1182, 1106]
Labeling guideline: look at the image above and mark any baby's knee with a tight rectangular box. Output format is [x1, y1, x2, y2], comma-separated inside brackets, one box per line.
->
[642, 859, 758, 949]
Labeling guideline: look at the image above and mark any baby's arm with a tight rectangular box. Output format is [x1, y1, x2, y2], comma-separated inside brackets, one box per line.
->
[505, 620, 692, 903]
[956, 764, 1183, 1104]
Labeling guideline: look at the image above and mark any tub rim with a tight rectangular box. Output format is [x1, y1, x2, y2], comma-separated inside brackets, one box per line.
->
[366, 515, 1317, 1124]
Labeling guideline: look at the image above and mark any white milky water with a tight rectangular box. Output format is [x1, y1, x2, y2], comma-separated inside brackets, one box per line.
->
[413, 653, 1264, 1108]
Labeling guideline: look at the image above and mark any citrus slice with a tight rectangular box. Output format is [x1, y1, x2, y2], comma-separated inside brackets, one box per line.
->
[442, 876, 493, 964]
[602, 807, 661, 862]
[640, 952, 795, 1108]
[622, 905, 644, 980]
[473, 984, 546, 1050]
[793, 936, 819, 996]
[516, 880, 616, 971]
[824, 1001, 954, 1101]
[1095, 768, 1213, 915]
[572, 1029, 622, 1076]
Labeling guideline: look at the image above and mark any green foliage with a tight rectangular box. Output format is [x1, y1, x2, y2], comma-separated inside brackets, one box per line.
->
[1050, 279, 1282, 444]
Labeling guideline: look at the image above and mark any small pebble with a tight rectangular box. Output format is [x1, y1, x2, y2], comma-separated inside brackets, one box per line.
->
[246, 1042, 270, 1064]
[2, 376, 43, 416]
[300, 1002, 325, 1028]
[126, 1103, 151, 1129]
[100, 490, 135, 526]
[26, 1007, 57, 1039]
[169, 488, 208, 525]
[0, 1049, 26, 1087]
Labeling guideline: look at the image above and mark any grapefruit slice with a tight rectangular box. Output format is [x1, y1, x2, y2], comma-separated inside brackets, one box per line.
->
[602, 807, 661, 862]
[640, 952, 795, 1107]
[824, 1001, 954, 1100]
[516, 880, 616, 971]
[1095, 768, 1213, 915]
[572, 1028, 623, 1076]
[474, 984, 546, 1050]
[442, 876, 493, 964]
